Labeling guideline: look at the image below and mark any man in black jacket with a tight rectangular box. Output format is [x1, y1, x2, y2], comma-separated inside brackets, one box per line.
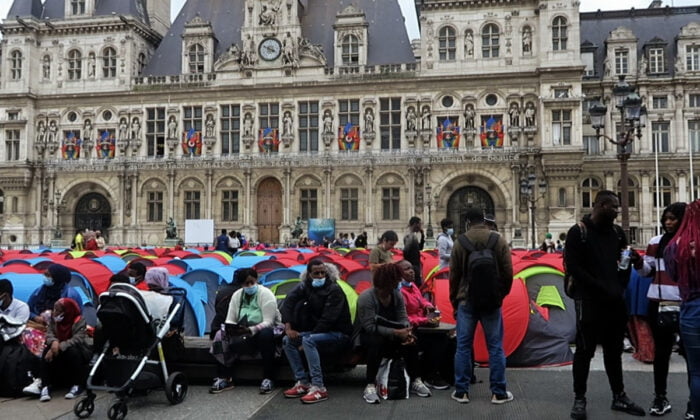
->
[565, 190, 645, 419]
[280, 259, 352, 404]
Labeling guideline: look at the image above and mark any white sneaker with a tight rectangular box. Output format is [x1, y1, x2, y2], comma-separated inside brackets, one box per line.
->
[363, 384, 380, 404]
[39, 386, 51, 402]
[23, 378, 42, 396]
[410, 378, 432, 397]
[65, 385, 83, 399]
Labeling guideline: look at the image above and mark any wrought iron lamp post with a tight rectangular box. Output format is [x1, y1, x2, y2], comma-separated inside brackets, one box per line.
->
[520, 174, 547, 249]
[425, 184, 434, 240]
[588, 75, 646, 236]
[52, 189, 63, 239]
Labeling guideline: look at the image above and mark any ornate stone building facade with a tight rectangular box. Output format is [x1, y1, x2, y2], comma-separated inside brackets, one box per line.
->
[0, 0, 697, 248]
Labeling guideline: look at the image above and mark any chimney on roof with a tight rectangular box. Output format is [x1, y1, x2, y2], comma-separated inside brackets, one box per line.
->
[648, 0, 663, 8]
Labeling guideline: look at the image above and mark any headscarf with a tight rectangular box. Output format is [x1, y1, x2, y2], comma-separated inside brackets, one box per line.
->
[657, 202, 687, 258]
[34, 264, 72, 314]
[145, 267, 170, 292]
[55, 297, 81, 342]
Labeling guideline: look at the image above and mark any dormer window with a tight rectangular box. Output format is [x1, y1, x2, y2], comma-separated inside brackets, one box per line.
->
[341, 34, 359, 65]
[552, 16, 568, 51]
[615, 48, 629, 75]
[188, 44, 205, 74]
[438, 26, 456, 61]
[71, 0, 86, 15]
[68, 49, 82, 80]
[688, 45, 700, 72]
[102, 47, 117, 78]
[649, 48, 665, 74]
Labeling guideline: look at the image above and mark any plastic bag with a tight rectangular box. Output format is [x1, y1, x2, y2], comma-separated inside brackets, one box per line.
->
[376, 357, 409, 400]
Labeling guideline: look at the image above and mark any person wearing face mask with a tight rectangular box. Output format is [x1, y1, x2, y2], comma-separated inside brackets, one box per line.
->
[0, 279, 30, 324]
[437, 218, 455, 270]
[281, 260, 353, 404]
[357, 263, 431, 404]
[125, 261, 148, 290]
[27, 264, 83, 326]
[33, 298, 90, 402]
[209, 268, 280, 395]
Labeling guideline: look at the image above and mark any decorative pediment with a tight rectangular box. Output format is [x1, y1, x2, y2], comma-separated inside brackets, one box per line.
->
[338, 5, 363, 17]
[679, 22, 700, 39]
[645, 36, 667, 47]
[608, 26, 637, 43]
[580, 40, 597, 52]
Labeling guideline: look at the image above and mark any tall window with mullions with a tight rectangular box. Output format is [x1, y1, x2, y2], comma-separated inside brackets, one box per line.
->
[298, 101, 319, 152]
[220, 104, 241, 155]
[380, 98, 401, 150]
[146, 107, 166, 158]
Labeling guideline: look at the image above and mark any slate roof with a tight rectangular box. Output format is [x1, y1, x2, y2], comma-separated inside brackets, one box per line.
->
[6, 0, 150, 25]
[580, 6, 700, 79]
[143, 0, 415, 76]
[8, 0, 43, 19]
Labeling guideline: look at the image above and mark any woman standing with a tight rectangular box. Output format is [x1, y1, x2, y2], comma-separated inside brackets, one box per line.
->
[665, 199, 700, 417]
[634, 203, 689, 416]
[357, 263, 431, 403]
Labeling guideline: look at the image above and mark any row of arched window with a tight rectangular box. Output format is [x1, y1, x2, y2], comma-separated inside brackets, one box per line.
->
[436, 16, 568, 61]
[577, 175, 699, 209]
[7, 48, 148, 81]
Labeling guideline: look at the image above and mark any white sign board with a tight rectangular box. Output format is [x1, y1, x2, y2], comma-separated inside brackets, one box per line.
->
[184, 219, 215, 245]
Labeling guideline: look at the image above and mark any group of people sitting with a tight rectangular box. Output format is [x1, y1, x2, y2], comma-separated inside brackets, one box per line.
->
[208, 257, 452, 404]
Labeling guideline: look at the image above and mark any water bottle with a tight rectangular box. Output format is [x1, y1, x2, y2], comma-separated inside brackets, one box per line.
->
[618, 246, 632, 270]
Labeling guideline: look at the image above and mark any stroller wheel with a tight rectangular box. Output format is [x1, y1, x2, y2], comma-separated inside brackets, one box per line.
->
[107, 401, 128, 420]
[74, 396, 95, 418]
[165, 371, 188, 405]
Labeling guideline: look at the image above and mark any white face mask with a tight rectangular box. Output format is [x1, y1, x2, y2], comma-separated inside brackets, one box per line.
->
[129, 277, 137, 284]
[53, 314, 64, 323]
[446, 228, 454, 236]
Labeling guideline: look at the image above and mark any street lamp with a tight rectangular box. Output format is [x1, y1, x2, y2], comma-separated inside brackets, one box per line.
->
[588, 75, 645, 236]
[52, 189, 63, 239]
[520, 173, 547, 249]
[425, 184, 433, 239]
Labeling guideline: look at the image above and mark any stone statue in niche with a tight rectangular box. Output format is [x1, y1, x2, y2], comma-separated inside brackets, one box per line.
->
[205, 114, 215, 137]
[522, 27, 532, 54]
[420, 106, 431, 130]
[37, 121, 47, 143]
[282, 111, 293, 136]
[118, 118, 129, 140]
[464, 104, 475, 130]
[130, 117, 141, 140]
[88, 52, 96, 78]
[43, 56, 51, 79]
[364, 108, 375, 133]
[508, 103, 520, 127]
[322, 110, 333, 134]
[524, 102, 536, 127]
[83, 119, 93, 140]
[464, 30, 474, 57]
[259, 3, 279, 26]
[282, 33, 298, 67]
[47, 120, 59, 143]
[406, 106, 417, 131]
[167, 116, 178, 139]
[243, 113, 253, 136]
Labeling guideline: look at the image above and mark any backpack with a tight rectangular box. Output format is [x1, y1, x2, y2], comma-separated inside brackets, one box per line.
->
[457, 232, 503, 312]
[563, 221, 625, 299]
[0, 340, 33, 397]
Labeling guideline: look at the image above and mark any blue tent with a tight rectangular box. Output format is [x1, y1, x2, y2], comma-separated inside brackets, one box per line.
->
[180, 267, 238, 335]
[93, 255, 128, 274]
[168, 277, 207, 337]
[260, 266, 305, 286]
[229, 255, 273, 269]
[176, 258, 224, 272]
[2, 257, 51, 267]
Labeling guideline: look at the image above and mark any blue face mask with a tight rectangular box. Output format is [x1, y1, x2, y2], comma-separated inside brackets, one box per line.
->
[401, 280, 412, 288]
[311, 278, 326, 288]
[129, 277, 137, 285]
[446, 228, 454, 236]
[244, 285, 258, 295]
[43, 276, 54, 287]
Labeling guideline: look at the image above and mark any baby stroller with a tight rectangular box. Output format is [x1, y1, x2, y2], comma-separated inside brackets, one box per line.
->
[74, 283, 188, 420]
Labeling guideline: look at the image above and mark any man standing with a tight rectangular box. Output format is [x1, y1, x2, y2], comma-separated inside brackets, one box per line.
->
[449, 208, 513, 404]
[403, 217, 425, 286]
[565, 190, 645, 419]
[281, 260, 352, 404]
[215, 229, 229, 252]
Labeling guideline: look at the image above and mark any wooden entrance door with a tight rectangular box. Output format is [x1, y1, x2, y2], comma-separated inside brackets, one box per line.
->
[256, 178, 282, 245]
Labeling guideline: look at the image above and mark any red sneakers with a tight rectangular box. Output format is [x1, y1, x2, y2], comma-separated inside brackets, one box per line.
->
[283, 381, 310, 398]
[300, 386, 328, 404]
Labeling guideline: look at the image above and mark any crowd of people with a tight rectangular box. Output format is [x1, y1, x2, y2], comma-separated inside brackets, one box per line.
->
[1, 194, 699, 418]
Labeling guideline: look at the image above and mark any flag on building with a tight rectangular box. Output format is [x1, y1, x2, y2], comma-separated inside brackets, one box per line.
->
[182, 127, 202, 156]
[436, 118, 460, 149]
[338, 122, 360, 151]
[258, 127, 279, 153]
[97, 130, 115, 159]
[62, 131, 81, 160]
[480, 115, 504, 148]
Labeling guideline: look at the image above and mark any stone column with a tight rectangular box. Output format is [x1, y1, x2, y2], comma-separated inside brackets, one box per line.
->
[168, 169, 176, 220]
[205, 169, 213, 219]
[639, 170, 652, 240]
[365, 165, 374, 227]
[677, 169, 688, 203]
[283, 167, 292, 226]
[244, 168, 252, 227]
[324, 167, 332, 219]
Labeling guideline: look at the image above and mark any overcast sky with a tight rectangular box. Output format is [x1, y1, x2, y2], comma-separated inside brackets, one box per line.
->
[0, 0, 698, 40]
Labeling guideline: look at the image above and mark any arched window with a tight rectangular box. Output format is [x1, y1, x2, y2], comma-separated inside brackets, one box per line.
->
[558, 188, 567, 207]
[188, 44, 205, 74]
[653, 176, 673, 208]
[10, 50, 22, 80]
[581, 177, 600, 208]
[137, 52, 147, 75]
[438, 26, 456, 61]
[482, 24, 500, 58]
[341, 34, 359, 65]
[68, 49, 82, 80]
[102, 47, 117, 78]
[616, 178, 637, 208]
[552, 16, 568, 51]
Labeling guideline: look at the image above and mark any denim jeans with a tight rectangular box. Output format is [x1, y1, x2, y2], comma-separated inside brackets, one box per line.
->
[453, 301, 507, 396]
[681, 299, 700, 416]
[282, 331, 348, 388]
